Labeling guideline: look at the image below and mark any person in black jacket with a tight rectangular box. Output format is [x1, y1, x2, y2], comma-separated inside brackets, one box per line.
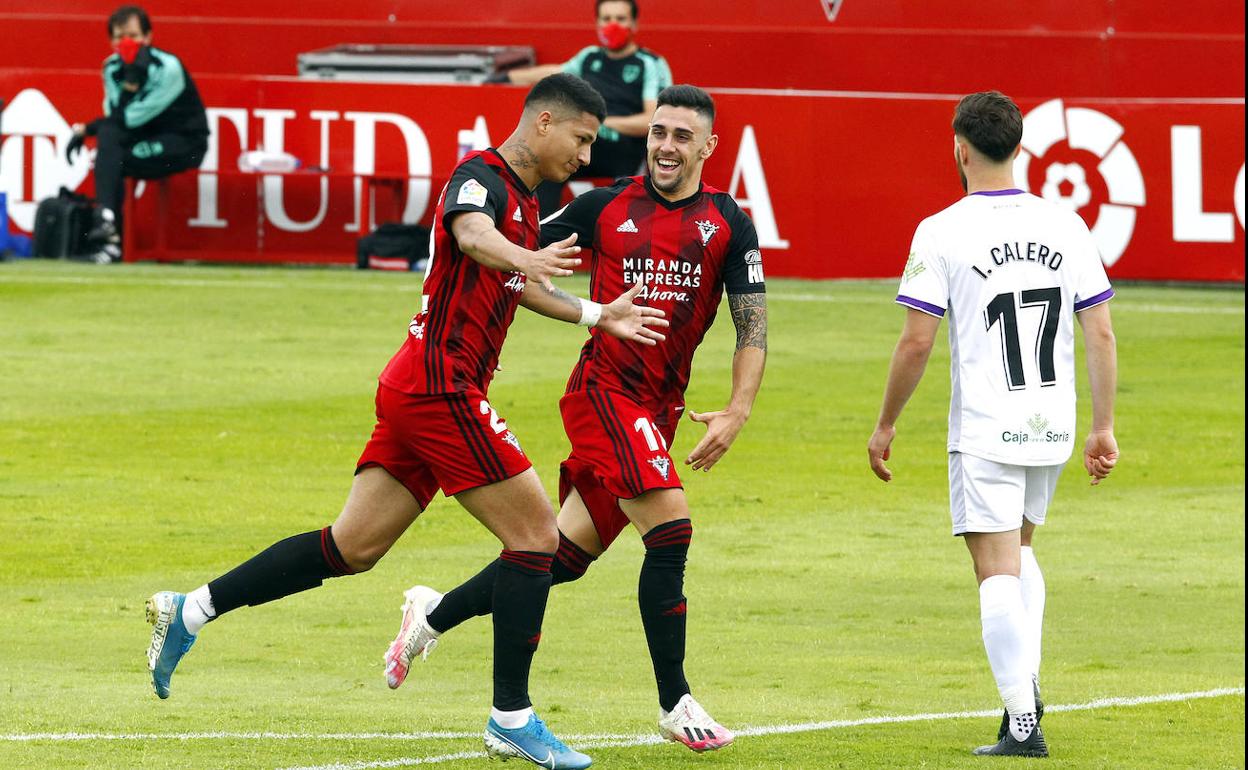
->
[67, 5, 209, 260]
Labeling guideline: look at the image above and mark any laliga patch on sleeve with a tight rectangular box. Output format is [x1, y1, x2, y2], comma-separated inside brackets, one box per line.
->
[456, 178, 489, 208]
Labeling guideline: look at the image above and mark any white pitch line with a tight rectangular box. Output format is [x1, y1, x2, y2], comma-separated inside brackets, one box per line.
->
[768, 292, 1246, 314]
[272, 686, 1242, 770]
[3, 275, 1242, 315]
[3, 687, 1240, 767]
[0, 730, 481, 743]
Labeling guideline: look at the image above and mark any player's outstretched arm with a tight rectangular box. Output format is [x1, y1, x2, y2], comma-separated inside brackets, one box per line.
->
[868, 309, 940, 482]
[685, 292, 767, 472]
[518, 281, 667, 343]
[450, 212, 582, 291]
[1077, 302, 1119, 485]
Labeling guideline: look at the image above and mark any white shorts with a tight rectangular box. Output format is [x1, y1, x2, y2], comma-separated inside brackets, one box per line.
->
[948, 452, 1065, 536]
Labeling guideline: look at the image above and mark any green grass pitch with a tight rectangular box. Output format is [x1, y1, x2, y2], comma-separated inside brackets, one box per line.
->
[0, 261, 1242, 769]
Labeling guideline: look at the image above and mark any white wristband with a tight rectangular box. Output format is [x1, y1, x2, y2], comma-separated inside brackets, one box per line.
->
[576, 298, 603, 327]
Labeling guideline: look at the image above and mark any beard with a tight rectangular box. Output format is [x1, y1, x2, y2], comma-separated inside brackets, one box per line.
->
[648, 161, 684, 194]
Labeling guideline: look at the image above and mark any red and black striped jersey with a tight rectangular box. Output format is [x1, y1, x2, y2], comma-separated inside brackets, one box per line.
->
[543, 176, 766, 427]
[379, 149, 538, 394]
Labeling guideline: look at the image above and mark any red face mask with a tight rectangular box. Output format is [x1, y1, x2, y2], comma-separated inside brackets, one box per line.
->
[115, 37, 143, 65]
[597, 22, 632, 51]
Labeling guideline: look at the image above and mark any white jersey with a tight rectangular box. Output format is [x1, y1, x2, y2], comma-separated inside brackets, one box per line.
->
[896, 190, 1113, 466]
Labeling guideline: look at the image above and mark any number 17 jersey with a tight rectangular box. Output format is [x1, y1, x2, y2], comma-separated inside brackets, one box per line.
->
[896, 190, 1113, 466]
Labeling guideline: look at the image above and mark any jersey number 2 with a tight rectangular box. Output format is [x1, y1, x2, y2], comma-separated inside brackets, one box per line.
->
[984, 288, 1061, 390]
[479, 400, 508, 434]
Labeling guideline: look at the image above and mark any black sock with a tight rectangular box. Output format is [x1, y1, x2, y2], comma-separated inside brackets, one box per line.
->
[208, 527, 353, 615]
[492, 550, 553, 711]
[426, 532, 594, 634]
[639, 519, 693, 712]
[553, 531, 595, 583]
[427, 559, 498, 634]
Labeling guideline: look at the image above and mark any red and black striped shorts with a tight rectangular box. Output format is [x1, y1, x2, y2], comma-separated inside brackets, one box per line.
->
[557, 389, 683, 549]
[356, 383, 532, 509]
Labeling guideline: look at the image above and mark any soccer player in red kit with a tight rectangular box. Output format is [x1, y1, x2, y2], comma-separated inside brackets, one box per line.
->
[385, 85, 767, 754]
[144, 74, 667, 770]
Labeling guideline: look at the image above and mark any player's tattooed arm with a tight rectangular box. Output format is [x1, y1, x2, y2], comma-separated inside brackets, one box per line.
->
[729, 292, 768, 351]
[520, 281, 667, 344]
[519, 280, 583, 320]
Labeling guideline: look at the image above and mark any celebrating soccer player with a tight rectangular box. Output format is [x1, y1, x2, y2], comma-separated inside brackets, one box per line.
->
[144, 73, 669, 770]
[383, 84, 767, 754]
[866, 91, 1120, 757]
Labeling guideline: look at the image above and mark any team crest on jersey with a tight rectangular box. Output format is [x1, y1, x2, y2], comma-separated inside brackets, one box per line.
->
[648, 456, 671, 480]
[502, 430, 525, 455]
[512, 207, 523, 222]
[457, 178, 488, 207]
[694, 220, 720, 246]
[408, 318, 425, 339]
[622, 64, 641, 83]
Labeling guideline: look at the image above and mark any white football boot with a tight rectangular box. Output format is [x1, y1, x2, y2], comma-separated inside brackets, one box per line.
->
[658, 694, 734, 752]
[383, 585, 443, 689]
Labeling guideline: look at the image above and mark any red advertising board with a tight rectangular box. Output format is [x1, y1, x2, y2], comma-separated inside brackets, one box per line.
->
[5, 1, 1243, 97]
[1, 70, 1243, 281]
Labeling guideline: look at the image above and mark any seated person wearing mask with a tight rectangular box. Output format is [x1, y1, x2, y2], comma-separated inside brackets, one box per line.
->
[67, 5, 209, 261]
[492, 0, 672, 216]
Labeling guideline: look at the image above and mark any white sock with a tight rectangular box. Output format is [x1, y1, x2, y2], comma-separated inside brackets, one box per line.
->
[979, 574, 1036, 725]
[490, 706, 534, 729]
[181, 585, 216, 635]
[1019, 546, 1046, 683]
[1009, 711, 1039, 742]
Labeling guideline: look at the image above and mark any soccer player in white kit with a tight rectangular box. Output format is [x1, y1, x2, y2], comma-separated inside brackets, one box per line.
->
[867, 91, 1120, 758]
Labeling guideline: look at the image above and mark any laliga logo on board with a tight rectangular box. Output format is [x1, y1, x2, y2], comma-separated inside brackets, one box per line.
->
[1013, 99, 1146, 267]
[0, 89, 93, 231]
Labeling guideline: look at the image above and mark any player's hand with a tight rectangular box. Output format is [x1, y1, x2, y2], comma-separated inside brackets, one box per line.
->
[1083, 429, 1119, 485]
[867, 424, 896, 482]
[65, 133, 86, 163]
[598, 283, 668, 345]
[684, 408, 747, 471]
[521, 233, 582, 292]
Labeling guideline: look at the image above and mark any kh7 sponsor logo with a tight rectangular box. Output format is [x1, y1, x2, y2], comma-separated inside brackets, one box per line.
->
[1014, 99, 1245, 267]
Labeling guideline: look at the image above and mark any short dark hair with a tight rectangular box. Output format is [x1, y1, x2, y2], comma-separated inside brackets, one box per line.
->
[952, 91, 1022, 163]
[656, 84, 715, 127]
[596, 0, 638, 20]
[108, 5, 151, 36]
[525, 73, 607, 123]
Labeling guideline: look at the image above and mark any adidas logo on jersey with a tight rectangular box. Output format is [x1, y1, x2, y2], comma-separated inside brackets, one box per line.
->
[616, 218, 639, 233]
